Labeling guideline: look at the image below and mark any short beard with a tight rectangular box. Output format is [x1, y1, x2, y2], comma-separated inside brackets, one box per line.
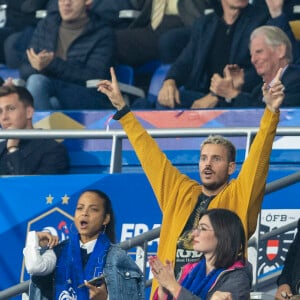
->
[203, 181, 226, 192]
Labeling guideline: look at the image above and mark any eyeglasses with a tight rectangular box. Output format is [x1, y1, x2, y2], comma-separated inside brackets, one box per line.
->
[192, 225, 214, 235]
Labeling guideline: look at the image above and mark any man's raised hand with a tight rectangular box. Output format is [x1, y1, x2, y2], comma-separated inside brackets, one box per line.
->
[97, 67, 126, 111]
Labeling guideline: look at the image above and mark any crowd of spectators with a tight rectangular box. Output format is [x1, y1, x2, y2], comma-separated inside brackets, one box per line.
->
[0, 1, 298, 299]
[0, 0, 299, 109]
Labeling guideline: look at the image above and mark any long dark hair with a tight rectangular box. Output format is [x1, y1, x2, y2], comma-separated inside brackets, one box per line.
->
[81, 189, 116, 243]
[202, 208, 246, 269]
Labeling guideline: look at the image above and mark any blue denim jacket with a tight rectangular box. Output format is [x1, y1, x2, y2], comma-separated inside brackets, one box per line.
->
[28, 244, 145, 300]
[104, 245, 145, 300]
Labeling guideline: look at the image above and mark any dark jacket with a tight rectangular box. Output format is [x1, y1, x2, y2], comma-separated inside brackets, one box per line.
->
[19, 9, 114, 85]
[1, 0, 38, 30]
[90, 0, 133, 26]
[231, 64, 300, 107]
[0, 138, 69, 175]
[1, 0, 56, 29]
[165, 5, 294, 94]
[277, 219, 300, 294]
[128, 0, 209, 27]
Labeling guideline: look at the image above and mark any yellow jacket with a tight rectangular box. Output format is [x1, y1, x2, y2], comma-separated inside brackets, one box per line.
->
[119, 108, 279, 297]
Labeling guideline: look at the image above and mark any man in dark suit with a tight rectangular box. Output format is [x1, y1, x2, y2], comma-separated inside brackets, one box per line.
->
[0, 85, 69, 175]
[210, 25, 300, 108]
[115, 0, 208, 66]
[156, 0, 296, 109]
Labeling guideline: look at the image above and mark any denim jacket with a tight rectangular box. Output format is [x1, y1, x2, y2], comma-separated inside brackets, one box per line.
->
[28, 244, 145, 300]
[104, 245, 145, 300]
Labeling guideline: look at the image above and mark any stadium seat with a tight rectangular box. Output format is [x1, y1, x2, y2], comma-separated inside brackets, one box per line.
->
[134, 59, 161, 76]
[111, 63, 171, 108]
[115, 64, 135, 85]
[147, 64, 171, 104]
[86, 64, 146, 104]
[0, 64, 20, 80]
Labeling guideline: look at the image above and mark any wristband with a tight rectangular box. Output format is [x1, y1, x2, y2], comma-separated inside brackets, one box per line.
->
[113, 105, 130, 120]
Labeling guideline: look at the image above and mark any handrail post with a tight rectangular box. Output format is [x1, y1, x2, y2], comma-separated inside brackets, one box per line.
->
[110, 135, 123, 173]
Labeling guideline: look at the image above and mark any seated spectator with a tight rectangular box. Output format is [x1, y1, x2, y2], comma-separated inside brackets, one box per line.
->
[158, 0, 217, 64]
[115, 0, 208, 67]
[23, 189, 145, 300]
[149, 208, 251, 299]
[275, 218, 300, 299]
[4, 0, 57, 69]
[159, 0, 299, 65]
[19, 0, 114, 110]
[207, 26, 300, 108]
[0, 0, 48, 65]
[155, 0, 295, 109]
[0, 85, 69, 175]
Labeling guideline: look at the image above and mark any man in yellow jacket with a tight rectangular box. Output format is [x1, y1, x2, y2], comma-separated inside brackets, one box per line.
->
[98, 67, 285, 297]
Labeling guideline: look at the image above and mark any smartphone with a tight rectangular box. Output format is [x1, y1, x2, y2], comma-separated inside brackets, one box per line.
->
[78, 275, 105, 288]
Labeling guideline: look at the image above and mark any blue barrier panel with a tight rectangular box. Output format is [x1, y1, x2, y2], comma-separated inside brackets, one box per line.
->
[0, 173, 160, 296]
[0, 166, 299, 298]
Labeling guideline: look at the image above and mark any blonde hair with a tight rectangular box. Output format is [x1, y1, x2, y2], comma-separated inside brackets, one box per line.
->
[200, 135, 236, 162]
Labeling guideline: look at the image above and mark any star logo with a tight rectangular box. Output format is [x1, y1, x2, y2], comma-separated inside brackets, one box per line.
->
[46, 194, 54, 204]
[62, 194, 70, 205]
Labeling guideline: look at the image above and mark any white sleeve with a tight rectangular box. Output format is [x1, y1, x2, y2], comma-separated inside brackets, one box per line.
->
[23, 231, 57, 275]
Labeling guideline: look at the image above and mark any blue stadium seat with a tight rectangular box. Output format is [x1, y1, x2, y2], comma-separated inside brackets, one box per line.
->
[115, 64, 135, 85]
[147, 64, 171, 104]
[118, 63, 171, 108]
[0, 64, 20, 80]
[134, 59, 161, 76]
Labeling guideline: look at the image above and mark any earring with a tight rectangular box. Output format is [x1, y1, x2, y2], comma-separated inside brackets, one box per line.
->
[102, 224, 107, 234]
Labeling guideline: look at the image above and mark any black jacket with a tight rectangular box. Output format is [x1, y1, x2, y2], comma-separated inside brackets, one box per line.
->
[19, 8, 114, 84]
[0, 138, 69, 175]
[277, 219, 300, 294]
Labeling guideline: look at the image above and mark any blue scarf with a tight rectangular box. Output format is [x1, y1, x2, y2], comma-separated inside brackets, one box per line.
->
[55, 232, 110, 299]
[181, 258, 225, 299]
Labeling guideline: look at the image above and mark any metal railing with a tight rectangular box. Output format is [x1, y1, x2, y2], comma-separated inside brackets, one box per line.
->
[0, 127, 299, 299]
[248, 171, 300, 290]
[1, 127, 300, 173]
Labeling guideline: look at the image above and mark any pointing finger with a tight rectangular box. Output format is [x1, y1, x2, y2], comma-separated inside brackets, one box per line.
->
[110, 67, 117, 85]
[274, 67, 283, 82]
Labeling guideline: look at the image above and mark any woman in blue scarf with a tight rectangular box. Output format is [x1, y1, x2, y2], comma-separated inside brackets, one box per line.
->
[24, 189, 145, 300]
[149, 209, 252, 300]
